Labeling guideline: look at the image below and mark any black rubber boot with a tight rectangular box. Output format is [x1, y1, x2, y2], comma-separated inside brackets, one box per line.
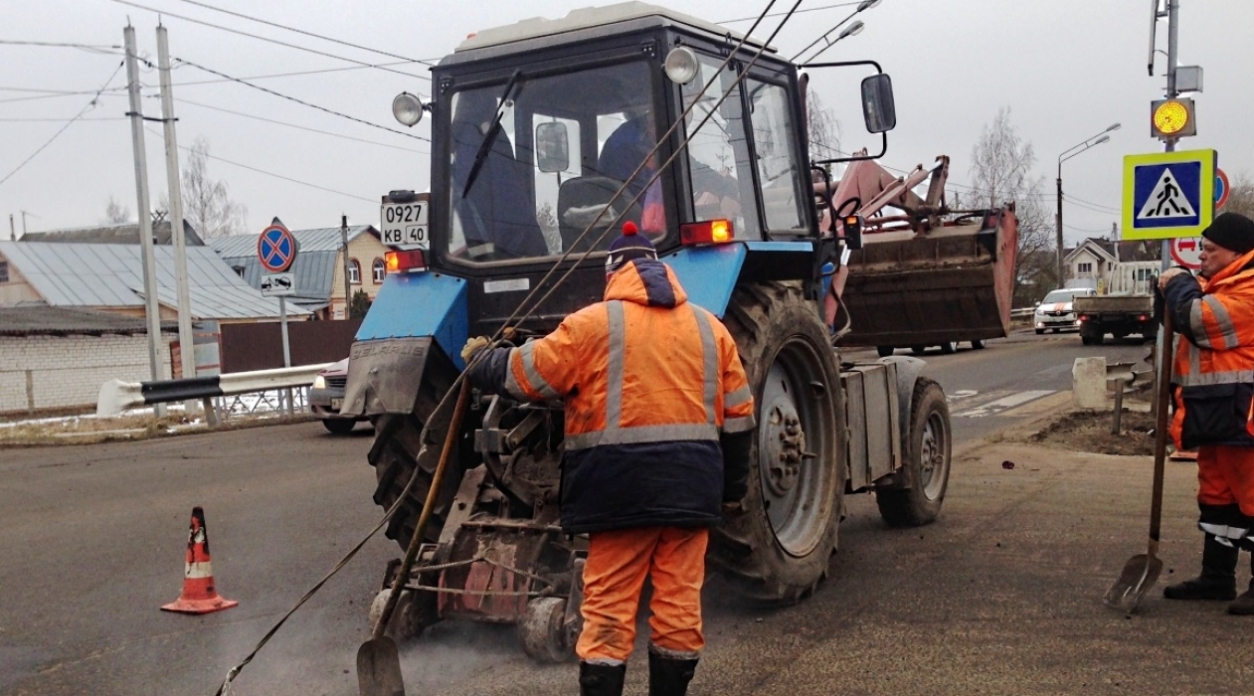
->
[1164, 535, 1238, 601]
[579, 661, 626, 696]
[648, 652, 699, 696]
[1228, 555, 1254, 615]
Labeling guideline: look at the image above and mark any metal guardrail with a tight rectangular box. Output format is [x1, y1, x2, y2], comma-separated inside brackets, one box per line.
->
[97, 363, 331, 418]
[1010, 307, 1035, 318]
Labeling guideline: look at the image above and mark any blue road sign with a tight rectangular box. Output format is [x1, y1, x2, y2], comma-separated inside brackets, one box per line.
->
[1121, 150, 1216, 240]
[257, 224, 297, 273]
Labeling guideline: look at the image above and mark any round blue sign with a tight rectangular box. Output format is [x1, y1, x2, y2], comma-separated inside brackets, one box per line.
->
[257, 224, 297, 273]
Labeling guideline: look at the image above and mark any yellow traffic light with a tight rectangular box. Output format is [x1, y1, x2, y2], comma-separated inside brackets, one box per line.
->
[1151, 98, 1196, 139]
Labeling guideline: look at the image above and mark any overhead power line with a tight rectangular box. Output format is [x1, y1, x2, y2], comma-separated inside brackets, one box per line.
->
[0, 39, 123, 54]
[173, 56, 430, 142]
[144, 125, 376, 204]
[0, 116, 124, 122]
[171, 0, 435, 67]
[172, 96, 429, 154]
[0, 61, 125, 188]
[720, 1, 863, 24]
[110, 0, 431, 81]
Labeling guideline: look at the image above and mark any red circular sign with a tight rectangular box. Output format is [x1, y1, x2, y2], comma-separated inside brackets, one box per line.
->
[1216, 168, 1231, 210]
[1170, 236, 1203, 270]
[257, 224, 297, 273]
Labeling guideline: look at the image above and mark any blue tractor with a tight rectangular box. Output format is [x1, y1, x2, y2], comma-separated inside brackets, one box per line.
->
[343, 2, 971, 660]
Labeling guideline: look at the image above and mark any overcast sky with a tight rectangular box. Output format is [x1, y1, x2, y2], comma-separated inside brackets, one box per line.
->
[2, 0, 1250, 244]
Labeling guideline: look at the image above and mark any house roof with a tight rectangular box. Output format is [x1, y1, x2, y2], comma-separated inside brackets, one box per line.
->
[0, 305, 178, 337]
[211, 226, 381, 306]
[1116, 240, 1162, 262]
[20, 220, 205, 246]
[1064, 238, 1118, 264]
[0, 241, 306, 320]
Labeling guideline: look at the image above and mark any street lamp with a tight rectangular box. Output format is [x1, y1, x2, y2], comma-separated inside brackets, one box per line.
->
[1056, 122, 1121, 289]
[792, 0, 880, 64]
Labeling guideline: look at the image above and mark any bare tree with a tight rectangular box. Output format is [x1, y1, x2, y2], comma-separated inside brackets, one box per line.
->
[103, 196, 131, 224]
[181, 137, 247, 239]
[969, 107, 1055, 306]
[807, 91, 841, 161]
[1222, 172, 1254, 219]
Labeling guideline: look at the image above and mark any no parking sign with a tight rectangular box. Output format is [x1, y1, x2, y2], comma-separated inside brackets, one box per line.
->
[1170, 237, 1203, 271]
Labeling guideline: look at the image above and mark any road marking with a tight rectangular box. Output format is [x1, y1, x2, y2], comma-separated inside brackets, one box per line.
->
[996, 390, 1073, 419]
[947, 389, 979, 403]
[953, 390, 1056, 418]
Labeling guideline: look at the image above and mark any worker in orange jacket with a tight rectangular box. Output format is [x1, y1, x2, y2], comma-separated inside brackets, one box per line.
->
[463, 222, 756, 695]
[1160, 212, 1254, 615]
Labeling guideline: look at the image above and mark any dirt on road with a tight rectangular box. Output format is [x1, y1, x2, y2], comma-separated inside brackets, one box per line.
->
[1027, 408, 1156, 456]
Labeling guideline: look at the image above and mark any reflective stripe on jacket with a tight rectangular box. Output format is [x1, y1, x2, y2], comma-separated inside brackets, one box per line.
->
[1165, 249, 1254, 449]
[489, 258, 754, 533]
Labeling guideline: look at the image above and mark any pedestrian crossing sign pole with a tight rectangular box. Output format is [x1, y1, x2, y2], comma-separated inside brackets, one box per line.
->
[1121, 149, 1216, 240]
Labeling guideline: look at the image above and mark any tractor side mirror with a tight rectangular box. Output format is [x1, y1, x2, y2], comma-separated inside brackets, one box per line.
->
[535, 122, 570, 173]
[860, 73, 896, 133]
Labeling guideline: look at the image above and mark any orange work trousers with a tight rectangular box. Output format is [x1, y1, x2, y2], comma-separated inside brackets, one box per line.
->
[1197, 445, 1254, 515]
[576, 526, 708, 665]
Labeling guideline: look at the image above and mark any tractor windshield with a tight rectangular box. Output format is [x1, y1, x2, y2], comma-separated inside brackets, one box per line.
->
[443, 59, 667, 265]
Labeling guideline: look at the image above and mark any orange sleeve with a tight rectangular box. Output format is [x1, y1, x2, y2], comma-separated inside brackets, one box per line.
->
[505, 307, 599, 402]
[714, 319, 755, 433]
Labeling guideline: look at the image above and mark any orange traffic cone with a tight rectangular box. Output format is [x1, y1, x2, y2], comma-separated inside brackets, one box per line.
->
[161, 506, 238, 614]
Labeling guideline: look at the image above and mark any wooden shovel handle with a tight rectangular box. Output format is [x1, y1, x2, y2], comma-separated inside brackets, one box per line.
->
[1149, 310, 1174, 546]
[372, 378, 472, 640]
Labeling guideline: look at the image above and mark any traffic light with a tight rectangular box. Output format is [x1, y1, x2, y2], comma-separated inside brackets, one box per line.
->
[1150, 98, 1197, 140]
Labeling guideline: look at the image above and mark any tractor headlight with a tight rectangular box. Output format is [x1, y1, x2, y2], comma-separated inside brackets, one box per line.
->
[664, 47, 699, 85]
[392, 92, 424, 127]
[313, 375, 326, 390]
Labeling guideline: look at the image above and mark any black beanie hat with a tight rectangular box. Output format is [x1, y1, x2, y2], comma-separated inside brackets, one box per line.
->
[605, 221, 657, 272]
[1202, 212, 1254, 254]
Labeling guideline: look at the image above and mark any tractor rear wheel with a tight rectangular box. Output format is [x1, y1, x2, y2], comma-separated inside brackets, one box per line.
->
[710, 282, 844, 603]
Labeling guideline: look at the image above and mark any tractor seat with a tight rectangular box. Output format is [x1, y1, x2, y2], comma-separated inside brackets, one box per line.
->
[557, 176, 642, 254]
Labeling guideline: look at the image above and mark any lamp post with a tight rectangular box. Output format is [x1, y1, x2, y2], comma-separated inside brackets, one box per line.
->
[791, 0, 879, 64]
[1056, 123, 1121, 289]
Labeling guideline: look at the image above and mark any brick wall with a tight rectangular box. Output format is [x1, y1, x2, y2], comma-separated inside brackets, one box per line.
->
[0, 334, 175, 414]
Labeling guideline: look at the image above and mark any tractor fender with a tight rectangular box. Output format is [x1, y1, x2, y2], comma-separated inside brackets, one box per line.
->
[342, 272, 468, 416]
[665, 241, 816, 318]
[876, 354, 927, 447]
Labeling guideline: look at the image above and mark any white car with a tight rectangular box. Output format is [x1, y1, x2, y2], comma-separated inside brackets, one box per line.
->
[1034, 288, 1097, 334]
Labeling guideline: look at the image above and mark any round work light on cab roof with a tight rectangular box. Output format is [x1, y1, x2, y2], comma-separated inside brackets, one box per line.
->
[664, 47, 699, 85]
[392, 92, 425, 127]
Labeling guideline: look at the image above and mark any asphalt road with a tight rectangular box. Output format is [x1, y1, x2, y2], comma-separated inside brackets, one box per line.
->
[5, 330, 1248, 696]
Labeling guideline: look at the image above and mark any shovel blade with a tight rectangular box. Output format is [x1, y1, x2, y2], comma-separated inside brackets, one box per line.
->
[357, 637, 406, 696]
[1103, 553, 1163, 614]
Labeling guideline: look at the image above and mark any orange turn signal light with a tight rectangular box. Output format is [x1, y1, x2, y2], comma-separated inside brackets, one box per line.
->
[680, 219, 734, 246]
[385, 249, 426, 273]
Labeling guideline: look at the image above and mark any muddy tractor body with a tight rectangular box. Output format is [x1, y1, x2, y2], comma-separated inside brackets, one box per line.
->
[342, 2, 1004, 660]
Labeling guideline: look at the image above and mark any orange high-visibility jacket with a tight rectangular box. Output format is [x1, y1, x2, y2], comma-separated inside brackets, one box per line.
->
[1164, 249, 1254, 450]
[470, 258, 755, 533]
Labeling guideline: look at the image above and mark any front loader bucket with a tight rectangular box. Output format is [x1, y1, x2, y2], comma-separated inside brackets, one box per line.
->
[838, 208, 1018, 348]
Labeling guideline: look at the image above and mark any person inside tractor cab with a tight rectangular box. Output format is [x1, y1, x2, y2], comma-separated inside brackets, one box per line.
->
[450, 89, 548, 260]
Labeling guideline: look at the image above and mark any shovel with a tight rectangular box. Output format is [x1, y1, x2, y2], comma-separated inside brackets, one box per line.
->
[358, 379, 471, 696]
[1104, 310, 1174, 613]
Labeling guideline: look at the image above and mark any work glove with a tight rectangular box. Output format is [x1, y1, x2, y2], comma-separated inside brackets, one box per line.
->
[460, 335, 490, 363]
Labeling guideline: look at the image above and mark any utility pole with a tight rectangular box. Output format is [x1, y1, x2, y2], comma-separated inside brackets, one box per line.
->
[341, 214, 352, 319]
[8, 214, 14, 241]
[125, 24, 166, 417]
[157, 24, 196, 392]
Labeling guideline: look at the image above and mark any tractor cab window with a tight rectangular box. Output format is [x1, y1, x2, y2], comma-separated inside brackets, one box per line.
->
[681, 55, 757, 238]
[444, 59, 667, 265]
[746, 79, 806, 232]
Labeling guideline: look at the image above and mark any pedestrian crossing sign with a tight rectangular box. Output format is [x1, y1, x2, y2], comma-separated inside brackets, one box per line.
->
[1122, 149, 1216, 240]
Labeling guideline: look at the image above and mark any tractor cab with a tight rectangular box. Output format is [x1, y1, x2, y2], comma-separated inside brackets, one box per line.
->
[391, 3, 855, 336]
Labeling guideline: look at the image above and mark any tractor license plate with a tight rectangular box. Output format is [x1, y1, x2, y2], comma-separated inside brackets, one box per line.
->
[381, 201, 429, 248]
[331, 398, 342, 410]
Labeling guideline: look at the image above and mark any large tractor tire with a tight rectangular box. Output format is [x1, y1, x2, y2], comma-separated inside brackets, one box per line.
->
[875, 378, 950, 527]
[367, 371, 466, 549]
[710, 282, 844, 603]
